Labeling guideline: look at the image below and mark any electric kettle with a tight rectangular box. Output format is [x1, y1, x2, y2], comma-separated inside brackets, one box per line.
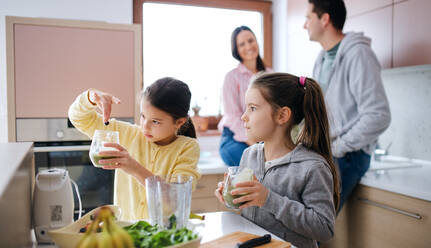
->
[33, 168, 81, 243]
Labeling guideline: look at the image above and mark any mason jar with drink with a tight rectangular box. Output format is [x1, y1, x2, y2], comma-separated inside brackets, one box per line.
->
[89, 130, 120, 167]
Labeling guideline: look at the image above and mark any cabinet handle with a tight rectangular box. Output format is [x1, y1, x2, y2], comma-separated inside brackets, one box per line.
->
[358, 197, 422, 220]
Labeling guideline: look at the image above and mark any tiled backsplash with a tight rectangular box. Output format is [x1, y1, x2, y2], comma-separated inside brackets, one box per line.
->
[379, 64, 431, 161]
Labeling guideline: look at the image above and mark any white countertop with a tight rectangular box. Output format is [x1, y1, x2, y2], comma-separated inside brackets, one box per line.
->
[35, 211, 287, 248]
[197, 151, 227, 175]
[361, 156, 431, 202]
[195, 211, 284, 243]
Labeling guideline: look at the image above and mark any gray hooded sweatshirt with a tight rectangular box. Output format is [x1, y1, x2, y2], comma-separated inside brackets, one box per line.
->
[313, 32, 391, 158]
[240, 144, 336, 248]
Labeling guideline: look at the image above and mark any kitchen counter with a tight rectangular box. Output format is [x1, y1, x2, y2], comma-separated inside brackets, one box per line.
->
[0, 142, 33, 197]
[197, 151, 227, 175]
[197, 135, 227, 175]
[35, 211, 288, 248]
[361, 156, 431, 202]
[0, 142, 34, 247]
[198, 211, 284, 243]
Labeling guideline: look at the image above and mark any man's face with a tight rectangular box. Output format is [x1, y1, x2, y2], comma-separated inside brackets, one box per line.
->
[303, 3, 324, 42]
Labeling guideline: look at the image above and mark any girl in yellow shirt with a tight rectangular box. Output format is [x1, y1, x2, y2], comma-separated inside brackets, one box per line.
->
[68, 77, 201, 220]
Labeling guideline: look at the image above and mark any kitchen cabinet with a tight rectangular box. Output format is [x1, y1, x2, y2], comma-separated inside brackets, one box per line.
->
[191, 174, 235, 213]
[322, 185, 431, 248]
[0, 142, 34, 247]
[191, 174, 223, 213]
[6, 16, 141, 142]
[393, 0, 431, 67]
[344, 0, 392, 17]
[344, 6, 392, 69]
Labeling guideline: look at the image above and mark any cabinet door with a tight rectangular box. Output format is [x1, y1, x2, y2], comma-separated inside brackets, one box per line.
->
[322, 185, 431, 248]
[393, 0, 431, 67]
[192, 174, 219, 198]
[344, 0, 392, 17]
[191, 174, 224, 213]
[344, 6, 392, 69]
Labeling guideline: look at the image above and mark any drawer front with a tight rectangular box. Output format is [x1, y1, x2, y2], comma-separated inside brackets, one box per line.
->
[323, 185, 431, 248]
[350, 186, 431, 248]
[191, 197, 221, 213]
[193, 174, 221, 198]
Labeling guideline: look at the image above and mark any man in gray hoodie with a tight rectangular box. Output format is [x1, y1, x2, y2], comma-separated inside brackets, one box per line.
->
[304, 0, 391, 210]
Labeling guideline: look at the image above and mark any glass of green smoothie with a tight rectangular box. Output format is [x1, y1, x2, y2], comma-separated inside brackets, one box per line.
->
[222, 167, 254, 210]
[89, 130, 120, 167]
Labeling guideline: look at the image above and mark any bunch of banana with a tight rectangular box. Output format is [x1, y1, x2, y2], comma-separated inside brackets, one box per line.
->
[189, 212, 205, 220]
[77, 206, 134, 248]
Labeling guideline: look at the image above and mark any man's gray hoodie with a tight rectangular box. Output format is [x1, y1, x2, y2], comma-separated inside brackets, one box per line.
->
[240, 144, 336, 248]
[313, 32, 391, 157]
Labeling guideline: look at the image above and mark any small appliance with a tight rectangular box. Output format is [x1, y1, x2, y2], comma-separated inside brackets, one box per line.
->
[33, 168, 81, 243]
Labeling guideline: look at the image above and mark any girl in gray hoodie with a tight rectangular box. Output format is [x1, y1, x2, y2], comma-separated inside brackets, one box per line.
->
[215, 72, 340, 248]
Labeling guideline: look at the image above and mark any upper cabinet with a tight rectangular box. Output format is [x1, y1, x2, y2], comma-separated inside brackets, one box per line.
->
[286, 0, 431, 72]
[393, 0, 431, 67]
[344, 6, 392, 69]
[344, 0, 392, 17]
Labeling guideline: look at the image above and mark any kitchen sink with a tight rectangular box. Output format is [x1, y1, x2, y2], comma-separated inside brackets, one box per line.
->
[369, 155, 422, 171]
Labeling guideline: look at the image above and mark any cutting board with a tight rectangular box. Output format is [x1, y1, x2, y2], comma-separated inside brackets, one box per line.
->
[200, 231, 291, 248]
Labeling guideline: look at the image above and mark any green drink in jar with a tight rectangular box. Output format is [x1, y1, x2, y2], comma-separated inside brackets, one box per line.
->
[222, 167, 254, 209]
[89, 130, 120, 168]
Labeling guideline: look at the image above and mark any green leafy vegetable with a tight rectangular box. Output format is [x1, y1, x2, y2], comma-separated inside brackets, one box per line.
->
[123, 216, 198, 248]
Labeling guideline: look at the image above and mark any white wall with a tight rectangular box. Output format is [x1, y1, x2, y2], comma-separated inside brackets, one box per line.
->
[0, 0, 133, 142]
[272, 0, 289, 72]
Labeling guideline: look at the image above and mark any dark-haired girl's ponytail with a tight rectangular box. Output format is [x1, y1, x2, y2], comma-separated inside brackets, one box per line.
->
[177, 117, 197, 139]
[298, 78, 340, 211]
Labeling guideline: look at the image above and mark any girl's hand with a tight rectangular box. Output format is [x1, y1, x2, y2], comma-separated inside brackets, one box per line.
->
[214, 172, 228, 204]
[97, 143, 140, 175]
[231, 175, 269, 209]
[89, 90, 121, 124]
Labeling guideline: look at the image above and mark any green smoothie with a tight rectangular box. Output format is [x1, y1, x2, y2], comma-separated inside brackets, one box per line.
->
[90, 152, 119, 167]
[222, 185, 243, 209]
[222, 167, 254, 209]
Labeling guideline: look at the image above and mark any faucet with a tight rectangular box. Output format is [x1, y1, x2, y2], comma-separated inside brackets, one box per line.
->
[374, 142, 392, 161]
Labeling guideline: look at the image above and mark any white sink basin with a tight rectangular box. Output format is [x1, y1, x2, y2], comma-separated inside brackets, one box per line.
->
[369, 155, 421, 171]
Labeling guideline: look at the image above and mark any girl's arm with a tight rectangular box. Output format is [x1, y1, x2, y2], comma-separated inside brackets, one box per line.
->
[261, 164, 336, 242]
[232, 163, 335, 242]
[96, 142, 153, 185]
[68, 90, 138, 146]
[170, 140, 201, 190]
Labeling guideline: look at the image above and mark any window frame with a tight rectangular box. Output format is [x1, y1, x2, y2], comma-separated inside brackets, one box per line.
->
[133, 0, 273, 69]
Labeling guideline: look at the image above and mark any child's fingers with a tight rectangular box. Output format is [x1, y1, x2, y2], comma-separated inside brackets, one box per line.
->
[98, 150, 122, 157]
[214, 187, 225, 203]
[99, 158, 122, 165]
[231, 186, 255, 196]
[102, 103, 112, 123]
[102, 165, 119, 170]
[112, 96, 121, 104]
[234, 180, 256, 188]
[103, 142, 126, 151]
[93, 92, 100, 102]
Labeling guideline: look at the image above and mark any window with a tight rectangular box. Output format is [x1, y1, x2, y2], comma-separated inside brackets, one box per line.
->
[134, 0, 272, 116]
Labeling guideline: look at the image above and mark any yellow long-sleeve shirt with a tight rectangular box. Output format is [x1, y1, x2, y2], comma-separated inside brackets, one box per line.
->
[68, 91, 201, 220]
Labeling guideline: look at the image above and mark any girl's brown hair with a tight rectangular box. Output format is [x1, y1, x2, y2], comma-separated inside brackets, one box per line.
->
[141, 77, 196, 138]
[252, 72, 340, 210]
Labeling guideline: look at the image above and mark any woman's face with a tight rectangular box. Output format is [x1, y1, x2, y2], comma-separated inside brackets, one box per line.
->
[139, 99, 184, 146]
[236, 30, 259, 63]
